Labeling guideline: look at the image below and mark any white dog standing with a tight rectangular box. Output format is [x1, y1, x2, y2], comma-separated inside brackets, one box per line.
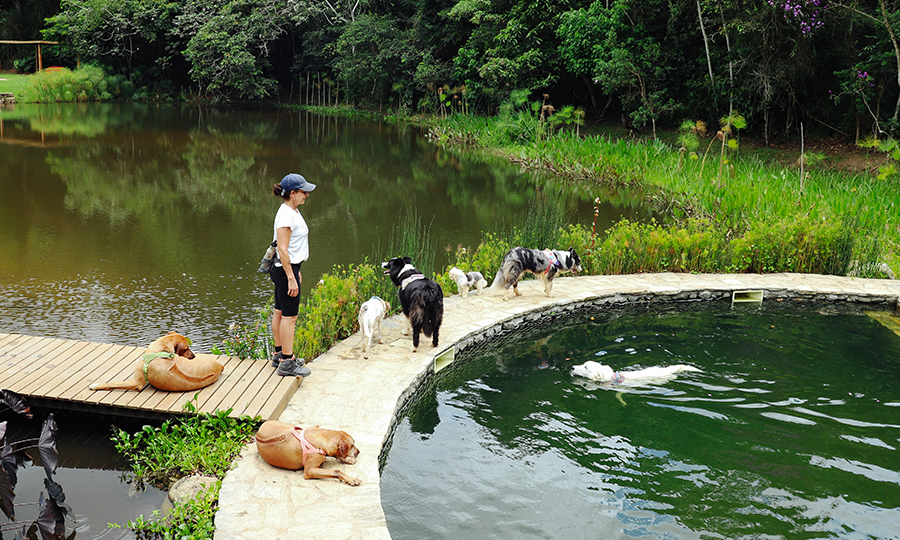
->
[359, 296, 390, 358]
[572, 361, 701, 386]
[449, 267, 488, 298]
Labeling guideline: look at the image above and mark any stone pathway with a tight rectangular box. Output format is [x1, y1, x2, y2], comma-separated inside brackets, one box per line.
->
[214, 273, 900, 540]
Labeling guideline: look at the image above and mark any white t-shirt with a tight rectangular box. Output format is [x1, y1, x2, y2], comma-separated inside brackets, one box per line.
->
[273, 203, 309, 266]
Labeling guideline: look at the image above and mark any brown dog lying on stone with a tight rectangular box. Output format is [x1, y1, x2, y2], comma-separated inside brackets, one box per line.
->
[255, 420, 361, 486]
[89, 331, 224, 392]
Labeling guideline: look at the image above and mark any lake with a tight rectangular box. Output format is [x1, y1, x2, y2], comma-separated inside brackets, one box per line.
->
[0, 103, 649, 351]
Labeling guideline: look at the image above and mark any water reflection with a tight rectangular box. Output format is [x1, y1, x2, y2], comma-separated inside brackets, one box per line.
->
[0, 103, 651, 350]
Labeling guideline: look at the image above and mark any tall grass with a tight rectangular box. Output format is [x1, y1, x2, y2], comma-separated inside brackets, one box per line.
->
[429, 113, 899, 275]
[19, 64, 135, 102]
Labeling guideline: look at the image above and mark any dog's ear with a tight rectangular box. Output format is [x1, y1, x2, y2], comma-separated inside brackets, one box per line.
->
[175, 340, 194, 358]
[402, 256, 412, 264]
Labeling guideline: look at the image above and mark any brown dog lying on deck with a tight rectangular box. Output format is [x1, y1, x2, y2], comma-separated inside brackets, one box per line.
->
[255, 420, 361, 486]
[89, 331, 224, 392]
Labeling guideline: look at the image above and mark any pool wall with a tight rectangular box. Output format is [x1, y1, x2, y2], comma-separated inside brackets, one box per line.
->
[214, 273, 900, 540]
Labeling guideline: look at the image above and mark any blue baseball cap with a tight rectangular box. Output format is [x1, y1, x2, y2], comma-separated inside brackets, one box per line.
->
[280, 173, 316, 195]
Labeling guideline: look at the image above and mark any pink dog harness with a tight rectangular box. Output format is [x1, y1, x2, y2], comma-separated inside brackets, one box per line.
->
[542, 249, 560, 274]
[291, 426, 326, 459]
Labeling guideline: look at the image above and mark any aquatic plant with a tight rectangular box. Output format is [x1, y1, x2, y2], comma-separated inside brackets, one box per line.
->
[0, 390, 71, 540]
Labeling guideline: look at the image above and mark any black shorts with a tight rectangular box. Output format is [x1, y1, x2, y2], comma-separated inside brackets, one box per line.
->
[270, 262, 302, 317]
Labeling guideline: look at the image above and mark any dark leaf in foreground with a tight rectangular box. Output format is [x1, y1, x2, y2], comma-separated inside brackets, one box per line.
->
[39, 415, 58, 479]
[0, 390, 32, 418]
[0, 464, 15, 521]
[36, 491, 66, 540]
[0, 420, 6, 443]
[44, 478, 75, 521]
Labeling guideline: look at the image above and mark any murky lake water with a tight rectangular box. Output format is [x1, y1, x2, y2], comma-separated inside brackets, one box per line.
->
[0, 103, 647, 351]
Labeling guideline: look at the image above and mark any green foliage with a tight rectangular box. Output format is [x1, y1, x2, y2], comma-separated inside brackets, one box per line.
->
[292, 263, 391, 361]
[211, 298, 273, 359]
[332, 13, 417, 107]
[859, 136, 900, 180]
[111, 404, 259, 488]
[176, 0, 289, 100]
[122, 482, 219, 540]
[728, 216, 855, 275]
[20, 65, 135, 102]
[591, 218, 728, 274]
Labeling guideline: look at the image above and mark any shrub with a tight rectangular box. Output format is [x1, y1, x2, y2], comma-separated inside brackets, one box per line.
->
[21, 65, 136, 103]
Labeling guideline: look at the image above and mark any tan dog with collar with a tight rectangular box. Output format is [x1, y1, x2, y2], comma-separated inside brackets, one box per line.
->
[255, 420, 361, 485]
[89, 332, 224, 392]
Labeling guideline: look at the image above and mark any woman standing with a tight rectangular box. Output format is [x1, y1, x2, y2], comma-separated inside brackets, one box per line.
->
[269, 173, 316, 377]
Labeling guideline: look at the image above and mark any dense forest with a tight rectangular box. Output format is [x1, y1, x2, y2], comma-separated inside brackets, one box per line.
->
[1, 0, 899, 140]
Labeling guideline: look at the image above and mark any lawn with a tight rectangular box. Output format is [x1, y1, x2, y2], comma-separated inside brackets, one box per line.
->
[0, 73, 32, 98]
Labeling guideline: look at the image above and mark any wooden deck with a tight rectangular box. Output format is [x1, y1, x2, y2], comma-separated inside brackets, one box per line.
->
[0, 333, 301, 420]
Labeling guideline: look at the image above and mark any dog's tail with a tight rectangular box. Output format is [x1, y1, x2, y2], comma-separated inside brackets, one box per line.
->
[490, 266, 507, 291]
[359, 303, 372, 337]
[410, 286, 444, 338]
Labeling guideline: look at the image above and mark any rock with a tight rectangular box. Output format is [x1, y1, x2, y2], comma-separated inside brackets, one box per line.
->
[168, 475, 219, 505]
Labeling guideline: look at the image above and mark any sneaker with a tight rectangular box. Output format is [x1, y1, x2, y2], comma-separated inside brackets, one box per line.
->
[270, 352, 283, 368]
[277, 357, 311, 377]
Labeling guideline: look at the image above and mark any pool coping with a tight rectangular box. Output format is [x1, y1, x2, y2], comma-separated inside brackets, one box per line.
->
[213, 273, 900, 540]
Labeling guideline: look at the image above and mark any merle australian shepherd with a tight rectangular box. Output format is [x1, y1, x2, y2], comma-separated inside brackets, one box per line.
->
[491, 247, 582, 301]
[381, 257, 444, 352]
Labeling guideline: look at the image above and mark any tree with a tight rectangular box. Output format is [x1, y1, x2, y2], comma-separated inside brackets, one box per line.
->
[174, 0, 292, 100]
[558, 0, 676, 137]
[332, 12, 417, 106]
[43, 0, 177, 74]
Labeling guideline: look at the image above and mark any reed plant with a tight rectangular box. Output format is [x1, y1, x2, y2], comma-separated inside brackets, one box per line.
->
[430, 112, 899, 276]
[20, 64, 135, 103]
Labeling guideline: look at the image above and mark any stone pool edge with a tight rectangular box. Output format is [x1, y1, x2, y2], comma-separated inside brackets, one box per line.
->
[213, 272, 900, 540]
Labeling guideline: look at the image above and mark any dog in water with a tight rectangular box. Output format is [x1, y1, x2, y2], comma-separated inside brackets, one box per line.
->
[571, 361, 701, 386]
[255, 420, 361, 485]
[381, 256, 444, 352]
[491, 247, 582, 301]
[449, 267, 487, 298]
[359, 296, 390, 358]
[89, 332, 224, 392]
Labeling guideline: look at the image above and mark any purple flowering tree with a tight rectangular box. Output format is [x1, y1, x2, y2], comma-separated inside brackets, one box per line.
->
[767, 0, 829, 35]
[831, 0, 900, 122]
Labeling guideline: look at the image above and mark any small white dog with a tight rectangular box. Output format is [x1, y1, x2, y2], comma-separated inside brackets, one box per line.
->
[572, 361, 701, 386]
[448, 267, 487, 298]
[359, 296, 390, 358]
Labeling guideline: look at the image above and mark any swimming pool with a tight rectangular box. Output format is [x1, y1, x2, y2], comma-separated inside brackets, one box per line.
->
[381, 300, 900, 539]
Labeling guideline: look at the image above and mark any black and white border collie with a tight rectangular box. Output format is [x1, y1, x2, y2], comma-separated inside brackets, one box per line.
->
[491, 247, 582, 301]
[381, 257, 444, 352]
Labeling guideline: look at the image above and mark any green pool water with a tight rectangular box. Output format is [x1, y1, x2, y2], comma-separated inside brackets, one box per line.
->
[380, 300, 900, 539]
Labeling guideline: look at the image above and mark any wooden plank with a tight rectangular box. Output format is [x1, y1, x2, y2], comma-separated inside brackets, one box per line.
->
[30, 342, 112, 397]
[94, 349, 148, 406]
[0, 335, 50, 363]
[73, 345, 143, 399]
[177, 355, 252, 415]
[0, 337, 68, 388]
[0, 333, 25, 351]
[197, 358, 265, 416]
[5, 340, 88, 395]
[256, 376, 302, 420]
[0, 335, 300, 419]
[56, 344, 135, 402]
[252, 375, 303, 420]
[228, 362, 282, 418]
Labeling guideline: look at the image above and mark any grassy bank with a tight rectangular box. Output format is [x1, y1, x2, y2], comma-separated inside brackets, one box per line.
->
[427, 113, 899, 278]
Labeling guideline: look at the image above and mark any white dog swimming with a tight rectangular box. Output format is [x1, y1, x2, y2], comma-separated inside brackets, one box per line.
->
[359, 296, 390, 358]
[572, 361, 701, 386]
[449, 267, 488, 298]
